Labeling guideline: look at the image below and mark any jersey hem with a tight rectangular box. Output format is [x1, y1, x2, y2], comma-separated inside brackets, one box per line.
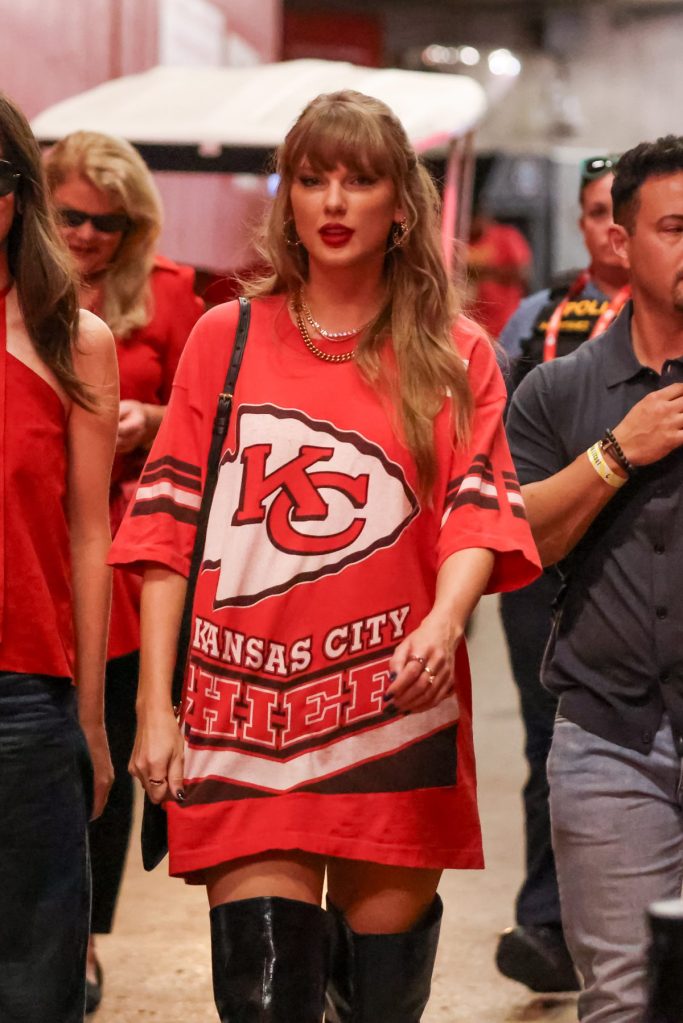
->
[108, 543, 190, 579]
[437, 530, 540, 592]
[169, 829, 485, 880]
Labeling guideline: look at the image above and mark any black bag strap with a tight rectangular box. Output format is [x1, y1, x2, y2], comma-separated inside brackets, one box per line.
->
[171, 297, 251, 707]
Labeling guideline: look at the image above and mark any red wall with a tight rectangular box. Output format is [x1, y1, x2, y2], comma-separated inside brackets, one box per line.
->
[283, 9, 382, 67]
[0, 0, 281, 119]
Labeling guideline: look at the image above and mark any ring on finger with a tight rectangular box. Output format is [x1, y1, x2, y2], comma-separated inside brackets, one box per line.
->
[148, 778, 165, 786]
[422, 664, 436, 684]
[409, 655, 426, 666]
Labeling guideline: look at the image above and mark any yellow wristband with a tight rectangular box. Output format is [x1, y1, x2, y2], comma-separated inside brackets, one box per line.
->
[586, 442, 627, 490]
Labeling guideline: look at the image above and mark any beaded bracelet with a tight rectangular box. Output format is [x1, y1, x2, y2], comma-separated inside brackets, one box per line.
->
[602, 428, 636, 477]
[586, 442, 628, 490]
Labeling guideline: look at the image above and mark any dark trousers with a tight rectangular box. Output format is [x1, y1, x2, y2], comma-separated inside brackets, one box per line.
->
[89, 651, 138, 934]
[0, 673, 92, 1023]
[499, 572, 562, 928]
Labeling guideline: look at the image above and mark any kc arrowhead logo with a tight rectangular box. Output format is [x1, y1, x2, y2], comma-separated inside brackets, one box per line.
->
[203, 404, 419, 607]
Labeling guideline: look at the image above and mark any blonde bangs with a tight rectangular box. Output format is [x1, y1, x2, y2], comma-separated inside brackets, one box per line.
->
[282, 103, 396, 182]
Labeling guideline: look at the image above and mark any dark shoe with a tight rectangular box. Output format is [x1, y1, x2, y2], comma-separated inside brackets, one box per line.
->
[210, 896, 330, 1022]
[325, 895, 443, 1022]
[85, 960, 103, 1015]
[496, 925, 580, 993]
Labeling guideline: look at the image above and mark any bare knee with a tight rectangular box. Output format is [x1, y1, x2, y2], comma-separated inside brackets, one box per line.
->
[326, 859, 441, 934]
[205, 850, 326, 910]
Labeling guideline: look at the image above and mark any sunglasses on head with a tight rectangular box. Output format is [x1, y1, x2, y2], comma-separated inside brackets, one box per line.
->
[0, 159, 21, 198]
[580, 155, 620, 183]
[57, 207, 131, 234]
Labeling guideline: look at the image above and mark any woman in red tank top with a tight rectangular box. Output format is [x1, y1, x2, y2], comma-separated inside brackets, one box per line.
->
[0, 94, 118, 1023]
[45, 131, 203, 1011]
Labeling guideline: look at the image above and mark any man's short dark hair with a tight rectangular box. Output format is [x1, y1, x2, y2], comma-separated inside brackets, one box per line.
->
[612, 135, 683, 232]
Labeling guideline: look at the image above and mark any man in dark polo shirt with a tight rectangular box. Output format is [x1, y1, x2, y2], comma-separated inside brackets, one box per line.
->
[506, 135, 683, 1023]
[495, 157, 630, 995]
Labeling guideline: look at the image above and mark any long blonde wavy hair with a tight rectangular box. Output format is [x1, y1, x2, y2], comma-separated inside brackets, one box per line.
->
[244, 90, 473, 498]
[45, 131, 162, 338]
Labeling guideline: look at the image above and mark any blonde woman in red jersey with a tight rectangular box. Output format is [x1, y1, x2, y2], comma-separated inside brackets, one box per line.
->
[111, 91, 540, 1021]
[46, 131, 203, 1011]
[0, 94, 118, 1023]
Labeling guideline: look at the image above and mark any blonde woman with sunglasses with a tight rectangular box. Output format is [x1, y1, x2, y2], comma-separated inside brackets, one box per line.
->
[46, 131, 203, 1012]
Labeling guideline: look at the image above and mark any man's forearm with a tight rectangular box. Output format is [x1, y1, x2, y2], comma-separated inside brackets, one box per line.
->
[523, 448, 624, 566]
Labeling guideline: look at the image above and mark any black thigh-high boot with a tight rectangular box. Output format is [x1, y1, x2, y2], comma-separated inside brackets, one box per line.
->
[210, 896, 330, 1022]
[325, 895, 443, 1023]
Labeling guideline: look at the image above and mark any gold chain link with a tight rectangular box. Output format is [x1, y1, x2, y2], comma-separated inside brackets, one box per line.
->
[293, 305, 356, 363]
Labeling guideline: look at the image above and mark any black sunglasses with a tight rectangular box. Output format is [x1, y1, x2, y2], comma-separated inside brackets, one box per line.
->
[0, 159, 21, 198]
[580, 155, 620, 183]
[57, 207, 131, 234]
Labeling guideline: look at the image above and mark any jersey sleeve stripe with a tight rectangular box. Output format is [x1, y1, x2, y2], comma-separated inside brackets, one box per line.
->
[446, 454, 494, 498]
[135, 480, 202, 510]
[140, 465, 202, 492]
[131, 497, 199, 526]
[143, 454, 201, 478]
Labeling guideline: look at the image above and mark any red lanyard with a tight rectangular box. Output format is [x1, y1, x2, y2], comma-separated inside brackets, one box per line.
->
[542, 272, 631, 362]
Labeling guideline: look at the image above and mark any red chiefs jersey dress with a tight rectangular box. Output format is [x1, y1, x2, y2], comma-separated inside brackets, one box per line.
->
[110, 296, 540, 879]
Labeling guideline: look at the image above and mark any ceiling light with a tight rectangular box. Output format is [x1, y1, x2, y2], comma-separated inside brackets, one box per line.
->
[488, 48, 522, 77]
[458, 46, 480, 66]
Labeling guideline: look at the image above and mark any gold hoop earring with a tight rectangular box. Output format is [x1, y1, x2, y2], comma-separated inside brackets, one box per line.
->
[390, 218, 408, 249]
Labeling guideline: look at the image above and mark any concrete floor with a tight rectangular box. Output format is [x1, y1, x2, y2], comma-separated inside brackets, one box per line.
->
[93, 596, 578, 1022]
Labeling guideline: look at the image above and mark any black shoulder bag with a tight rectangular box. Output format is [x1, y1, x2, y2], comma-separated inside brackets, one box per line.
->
[141, 297, 251, 871]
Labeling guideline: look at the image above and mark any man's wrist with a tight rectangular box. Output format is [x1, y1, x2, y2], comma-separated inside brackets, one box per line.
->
[602, 428, 636, 476]
[587, 442, 628, 489]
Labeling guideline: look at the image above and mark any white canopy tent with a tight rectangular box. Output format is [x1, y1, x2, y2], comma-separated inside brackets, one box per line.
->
[32, 61, 488, 272]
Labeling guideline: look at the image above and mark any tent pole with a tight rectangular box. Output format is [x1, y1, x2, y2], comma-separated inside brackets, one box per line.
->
[441, 130, 476, 282]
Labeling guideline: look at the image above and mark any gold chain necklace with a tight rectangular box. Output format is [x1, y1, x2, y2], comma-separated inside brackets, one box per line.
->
[294, 304, 356, 363]
[299, 293, 370, 341]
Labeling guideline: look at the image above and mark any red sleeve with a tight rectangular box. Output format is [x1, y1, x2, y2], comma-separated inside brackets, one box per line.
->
[151, 260, 205, 403]
[436, 324, 541, 593]
[108, 301, 239, 578]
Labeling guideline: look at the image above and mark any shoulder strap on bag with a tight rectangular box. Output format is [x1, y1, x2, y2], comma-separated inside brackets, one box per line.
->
[171, 297, 251, 707]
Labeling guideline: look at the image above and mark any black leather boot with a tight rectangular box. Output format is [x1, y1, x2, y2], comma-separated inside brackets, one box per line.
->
[210, 896, 330, 1022]
[325, 895, 443, 1022]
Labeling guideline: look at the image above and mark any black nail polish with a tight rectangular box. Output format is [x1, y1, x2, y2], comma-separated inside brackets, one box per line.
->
[388, 671, 398, 682]
[176, 790, 186, 802]
[383, 692, 394, 702]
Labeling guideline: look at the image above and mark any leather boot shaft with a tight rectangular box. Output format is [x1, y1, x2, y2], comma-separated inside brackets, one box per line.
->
[210, 895, 330, 1022]
[325, 894, 443, 1022]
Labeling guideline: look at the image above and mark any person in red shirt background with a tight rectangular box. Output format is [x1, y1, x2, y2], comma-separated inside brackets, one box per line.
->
[467, 200, 532, 339]
[46, 131, 203, 1013]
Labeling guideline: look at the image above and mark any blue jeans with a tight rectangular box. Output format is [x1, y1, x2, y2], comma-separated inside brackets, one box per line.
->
[548, 714, 683, 1023]
[0, 673, 93, 1023]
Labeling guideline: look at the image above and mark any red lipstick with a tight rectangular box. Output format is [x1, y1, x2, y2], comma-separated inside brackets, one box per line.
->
[319, 223, 354, 247]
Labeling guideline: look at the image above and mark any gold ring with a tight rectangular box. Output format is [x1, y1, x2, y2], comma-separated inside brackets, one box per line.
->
[423, 665, 436, 683]
[148, 778, 165, 786]
[410, 655, 426, 666]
